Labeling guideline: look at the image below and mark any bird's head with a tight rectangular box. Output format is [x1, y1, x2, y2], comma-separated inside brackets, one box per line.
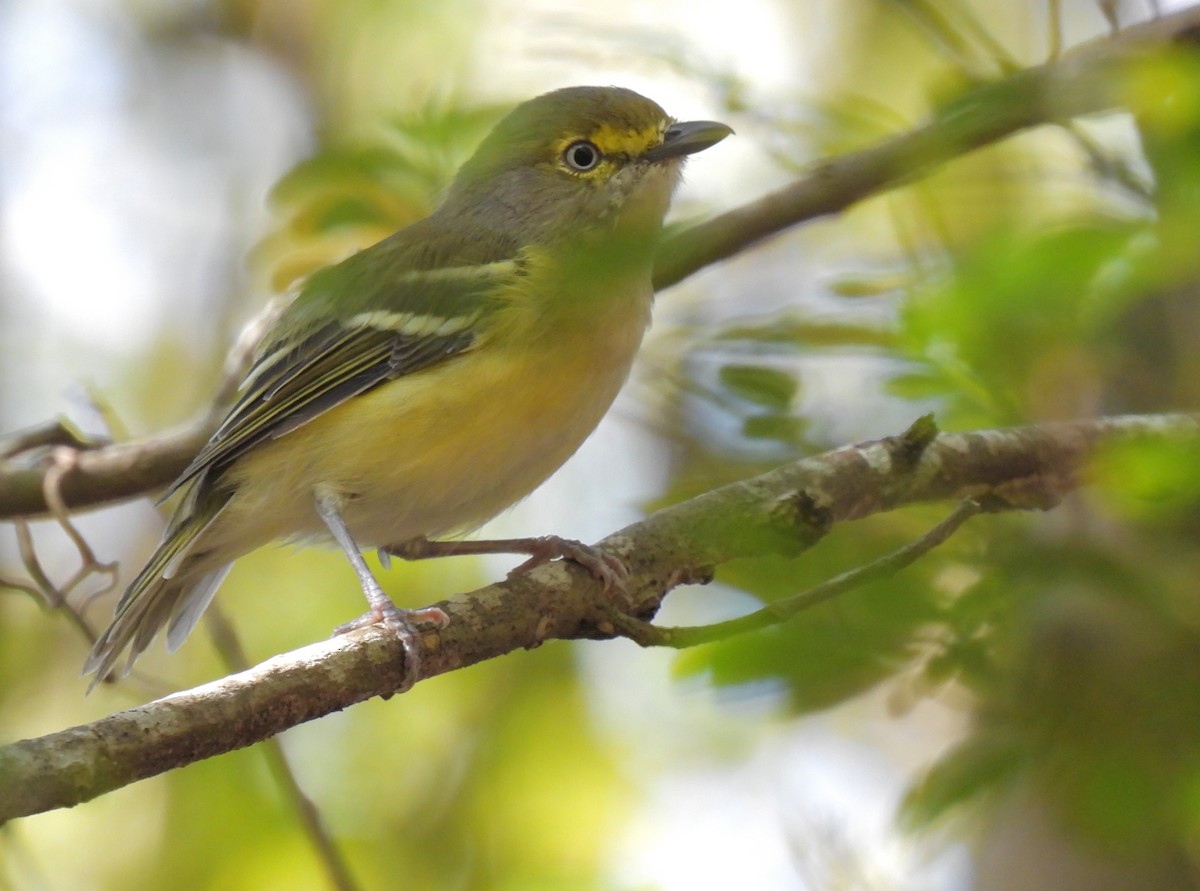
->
[440, 86, 732, 250]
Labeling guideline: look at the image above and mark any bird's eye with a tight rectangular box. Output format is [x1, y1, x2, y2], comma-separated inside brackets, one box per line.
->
[562, 140, 601, 172]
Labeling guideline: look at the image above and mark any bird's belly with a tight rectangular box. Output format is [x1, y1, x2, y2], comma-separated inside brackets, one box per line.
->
[343, 351, 634, 542]
[221, 303, 648, 550]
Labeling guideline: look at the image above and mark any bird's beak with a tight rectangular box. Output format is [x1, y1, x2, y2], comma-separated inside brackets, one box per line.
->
[644, 120, 734, 162]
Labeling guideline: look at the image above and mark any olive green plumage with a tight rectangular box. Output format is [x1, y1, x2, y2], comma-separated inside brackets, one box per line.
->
[85, 86, 731, 684]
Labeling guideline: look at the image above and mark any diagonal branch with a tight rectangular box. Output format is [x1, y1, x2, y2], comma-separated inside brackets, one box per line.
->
[610, 497, 986, 647]
[653, 4, 1200, 288]
[0, 423, 212, 520]
[3, 6, 1200, 520]
[1, 412, 1196, 823]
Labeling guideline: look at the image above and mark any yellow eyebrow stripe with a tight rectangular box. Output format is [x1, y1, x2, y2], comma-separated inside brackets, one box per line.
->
[559, 122, 669, 158]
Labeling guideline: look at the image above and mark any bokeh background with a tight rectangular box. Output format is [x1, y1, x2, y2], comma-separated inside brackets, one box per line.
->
[4, 1, 1200, 889]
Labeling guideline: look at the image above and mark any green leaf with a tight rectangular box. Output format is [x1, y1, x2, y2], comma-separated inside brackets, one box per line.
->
[718, 364, 798, 410]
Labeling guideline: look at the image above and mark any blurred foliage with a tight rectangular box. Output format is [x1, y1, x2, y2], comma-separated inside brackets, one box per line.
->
[660, 20, 1200, 881]
[677, 510, 989, 713]
[7, 1, 1200, 890]
[899, 526, 1200, 858]
[255, 102, 506, 292]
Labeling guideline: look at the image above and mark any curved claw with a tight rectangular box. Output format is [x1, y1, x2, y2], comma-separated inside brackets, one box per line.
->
[507, 535, 630, 594]
[333, 602, 449, 692]
[334, 603, 449, 636]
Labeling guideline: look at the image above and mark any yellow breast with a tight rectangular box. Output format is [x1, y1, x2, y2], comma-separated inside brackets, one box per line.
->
[216, 264, 653, 552]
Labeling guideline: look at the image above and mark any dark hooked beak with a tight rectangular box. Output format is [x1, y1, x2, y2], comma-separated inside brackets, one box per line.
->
[644, 120, 734, 163]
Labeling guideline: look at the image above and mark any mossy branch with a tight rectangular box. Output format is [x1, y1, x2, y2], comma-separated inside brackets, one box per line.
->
[1, 412, 1196, 822]
[3, 5, 1199, 518]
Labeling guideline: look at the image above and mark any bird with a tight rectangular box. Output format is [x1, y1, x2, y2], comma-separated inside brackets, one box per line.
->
[84, 85, 732, 687]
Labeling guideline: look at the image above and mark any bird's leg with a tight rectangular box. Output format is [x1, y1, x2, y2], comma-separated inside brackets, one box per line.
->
[385, 534, 630, 592]
[314, 487, 448, 690]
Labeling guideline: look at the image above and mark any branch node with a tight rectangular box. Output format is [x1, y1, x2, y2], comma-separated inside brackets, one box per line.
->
[665, 565, 715, 590]
[605, 609, 669, 647]
[768, 489, 834, 555]
[0, 418, 110, 462]
[889, 413, 941, 471]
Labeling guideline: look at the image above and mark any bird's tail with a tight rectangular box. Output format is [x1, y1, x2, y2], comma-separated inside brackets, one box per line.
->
[84, 490, 233, 687]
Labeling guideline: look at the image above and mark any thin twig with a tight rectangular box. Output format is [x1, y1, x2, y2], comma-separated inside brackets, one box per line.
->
[886, 0, 984, 74]
[947, 0, 1022, 71]
[0, 419, 109, 461]
[1048, 0, 1065, 59]
[11, 519, 100, 644]
[1065, 119, 1153, 201]
[13, 520, 59, 606]
[0, 570, 45, 601]
[3, 449, 119, 647]
[611, 499, 984, 648]
[205, 608, 363, 891]
[654, 5, 1200, 289]
[42, 449, 119, 604]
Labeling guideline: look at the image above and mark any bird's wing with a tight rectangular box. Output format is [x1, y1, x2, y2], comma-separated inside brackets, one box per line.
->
[168, 256, 520, 495]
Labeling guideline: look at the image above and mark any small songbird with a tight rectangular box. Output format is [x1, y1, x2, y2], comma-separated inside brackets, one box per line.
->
[85, 86, 732, 686]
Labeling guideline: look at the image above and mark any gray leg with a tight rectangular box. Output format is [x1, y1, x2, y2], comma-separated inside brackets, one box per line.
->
[314, 486, 447, 690]
[315, 486, 396, 617]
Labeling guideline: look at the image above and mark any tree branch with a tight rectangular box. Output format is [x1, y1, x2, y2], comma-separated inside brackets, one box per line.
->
[653, 4, 1200, 288]
[1, 412, 1196, 822]
[4, 6, 1200, 519]
[0, 423, 212, 520]
[609, 497, 986, 647]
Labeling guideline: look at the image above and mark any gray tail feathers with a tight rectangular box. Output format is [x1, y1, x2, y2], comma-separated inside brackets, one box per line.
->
[84, 493, 231, 688]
